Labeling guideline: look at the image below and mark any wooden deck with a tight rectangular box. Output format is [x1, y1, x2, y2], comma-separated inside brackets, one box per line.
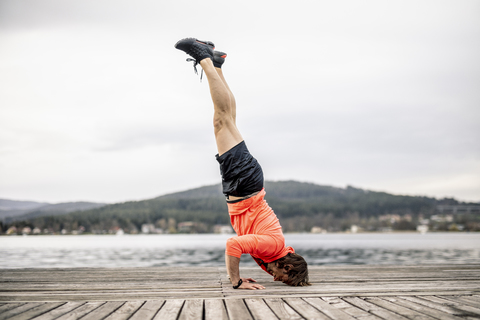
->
[1, 264, 479, 319]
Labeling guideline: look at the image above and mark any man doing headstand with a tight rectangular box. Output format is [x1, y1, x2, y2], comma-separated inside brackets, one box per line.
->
[175, 38, 310, 290]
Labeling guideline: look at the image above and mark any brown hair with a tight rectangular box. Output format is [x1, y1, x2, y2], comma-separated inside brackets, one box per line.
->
[275, 252, 311, 286]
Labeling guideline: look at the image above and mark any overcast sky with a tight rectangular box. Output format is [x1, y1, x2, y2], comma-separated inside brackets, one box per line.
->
[1, 0, 479, 204]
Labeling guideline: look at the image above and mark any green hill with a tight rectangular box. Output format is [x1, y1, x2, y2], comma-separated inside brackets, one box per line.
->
[2, 181, 479, 234]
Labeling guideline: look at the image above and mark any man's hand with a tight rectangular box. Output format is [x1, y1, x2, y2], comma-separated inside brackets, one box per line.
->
[226, 254, 266, 290]
[239, 280, 265, 290]
[238, 277, 265, 290]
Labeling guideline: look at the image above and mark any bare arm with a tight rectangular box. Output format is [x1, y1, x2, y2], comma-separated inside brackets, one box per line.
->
[225, 254, 265, 290]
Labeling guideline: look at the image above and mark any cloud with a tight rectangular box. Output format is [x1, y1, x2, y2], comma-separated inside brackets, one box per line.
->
[0, 0, 479, 202]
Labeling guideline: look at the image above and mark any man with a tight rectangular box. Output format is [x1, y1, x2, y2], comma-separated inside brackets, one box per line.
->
[175, 38, 310, 290]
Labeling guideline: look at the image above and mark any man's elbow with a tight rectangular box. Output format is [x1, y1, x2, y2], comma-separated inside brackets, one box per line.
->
[226, 238, 242, 258]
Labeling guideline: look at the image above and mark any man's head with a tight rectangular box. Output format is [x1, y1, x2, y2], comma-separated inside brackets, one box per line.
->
[266, 253, 311, 286]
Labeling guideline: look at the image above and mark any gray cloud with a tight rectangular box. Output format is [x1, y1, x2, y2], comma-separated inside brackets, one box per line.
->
[0, 0, 479, 202]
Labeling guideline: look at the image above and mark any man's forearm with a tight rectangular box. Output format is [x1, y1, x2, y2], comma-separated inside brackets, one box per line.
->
[225, 254, 241, 284]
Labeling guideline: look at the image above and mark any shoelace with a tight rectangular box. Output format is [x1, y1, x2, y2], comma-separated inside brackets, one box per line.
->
[186, 58, 204, 81]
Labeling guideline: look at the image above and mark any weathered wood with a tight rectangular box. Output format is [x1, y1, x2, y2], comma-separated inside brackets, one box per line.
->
[28, 302, 85, 320]
[321, 297, 382, 320]
[178, 299, 203, 320]
[54, 302, 104, 320]
[0, 303, 44, 320]
[4, 303, 64, 320]
[442, 295, 480, 308]
[364, 297, 437, 320]
[103, 301, 144, 320]
[0, 265, 479, 319]
[283, 297, 330, 320]
[421, 295, 480, 315]
[304, 297, 356, 320]
[2, 265, 480, 302]
[204, 299, 228, 320]
[224, 299, 252, 320]
[0, 304, 26, 314]
[382, 296, 464, 320]
[343, 297, 409, 320]
[151, 299, 184, 320]
[429, 296, 480, 316]
[244, 299, 277, 319]
[454, 295, 480, 306]
[129, 300, 164, 320]
[264, 298, 303, 320]
[397, 296, 470, 316]
[79, 301, 124, 320]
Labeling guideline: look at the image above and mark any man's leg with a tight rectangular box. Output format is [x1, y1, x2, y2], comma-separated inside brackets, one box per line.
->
[215, 67, 236, 125]
[199, 58, 242, 156]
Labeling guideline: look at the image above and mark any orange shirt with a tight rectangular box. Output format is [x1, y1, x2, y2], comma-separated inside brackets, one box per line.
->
[225, 189, 294, 267]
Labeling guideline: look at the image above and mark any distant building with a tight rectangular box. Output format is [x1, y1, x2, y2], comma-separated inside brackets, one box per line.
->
[141, 224, 156, 234]
[417, 225, 428, 234]
[213, 225, 234, 234]
[310, 226, 326, 234]
[178, 221, 196, 233]
[437, 205, 480, 214]
[350, 225, 359, 233]
[430, 215, 453, 223]
[379, 214, 401, 224]
[177, 221, 208, 233]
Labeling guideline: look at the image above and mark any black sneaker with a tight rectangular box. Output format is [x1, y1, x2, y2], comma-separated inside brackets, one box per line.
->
[174, 38, 215, 63]
[175, 38, 215, 79]
[213, 51, 227, 68]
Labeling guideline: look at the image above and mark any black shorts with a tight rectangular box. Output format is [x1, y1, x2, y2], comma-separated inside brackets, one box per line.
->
[215, 141, 264, 197]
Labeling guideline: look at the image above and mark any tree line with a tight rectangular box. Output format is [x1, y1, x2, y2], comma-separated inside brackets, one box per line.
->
[2, 181, 479, 234]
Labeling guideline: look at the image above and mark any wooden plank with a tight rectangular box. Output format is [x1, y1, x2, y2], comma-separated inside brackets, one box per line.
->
[382, 296, 463, 320]
[264, 298, 302, 320]
[0, 303, 26, 314]
[224, 299, 253, 320]
[29, 302, 85, 320]
[399, 296, 471, 316]
[152, 299, 184, 320]
[343, 297, 409, 320]
[2, 265, 480, 302]
[283, 297, 330, 320]
[6, 302, 64, 320]
[0, 290, 224, 303]
[0, 303, 44, 320]
[455, 295, 480, 306]
[79, 301, 124, 320]
[103, 301, 144, 320]
[421, 295, 480, 315]
[430, 296, 480, 316]
[178, 299, 203, 320]
[304, 297, 356, 320]
[322, 297, 382, 320]
[442, 295, 480, 308]
[204, 299, 228, 320]
[365, 297, 438, 320]
[54, 302, 105, 320]
[244, 299, 278, 320]
[129, 300, 165, 320]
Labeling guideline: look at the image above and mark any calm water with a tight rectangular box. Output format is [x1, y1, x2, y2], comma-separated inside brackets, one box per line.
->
[0, 233, 479, 268]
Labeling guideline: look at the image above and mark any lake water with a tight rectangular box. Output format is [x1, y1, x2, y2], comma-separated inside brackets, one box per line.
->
[0, 233, 479, 269]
